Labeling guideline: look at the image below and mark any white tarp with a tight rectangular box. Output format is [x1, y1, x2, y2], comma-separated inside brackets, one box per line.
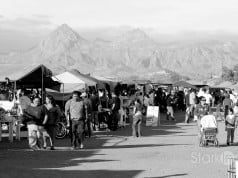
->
[53, 72, 85, 84]
[52, 70, 97, 93]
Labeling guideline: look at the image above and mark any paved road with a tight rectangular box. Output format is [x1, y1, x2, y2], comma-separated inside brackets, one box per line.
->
[0, 112, 237, 178]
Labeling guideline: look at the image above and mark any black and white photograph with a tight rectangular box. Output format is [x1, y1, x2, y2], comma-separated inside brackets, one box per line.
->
[1, 0, 238, 177]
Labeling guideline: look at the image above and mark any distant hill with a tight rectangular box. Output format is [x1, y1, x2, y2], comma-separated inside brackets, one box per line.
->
[1, 24, 238, 82]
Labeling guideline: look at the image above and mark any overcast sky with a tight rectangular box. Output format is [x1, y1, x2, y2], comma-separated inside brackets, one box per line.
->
[0, 0, 238, 52]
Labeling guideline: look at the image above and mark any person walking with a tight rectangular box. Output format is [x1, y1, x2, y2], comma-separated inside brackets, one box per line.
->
[194, 96, 210, 143]
[81, 92, 92, 138]
[225, 108, 236, 146]
[110, 92, 121, 131]
[42, 95, 61, 150]
[132, 99, 143, 137]
[65, 91, 86, 150]
[184, 89, 190, 123]
[166, 91, 176, 121]
[223, 93, 233, 120]
[22, 96, 47, 150]
[189, 89, 196, 121]
[90, 90, 99, 131]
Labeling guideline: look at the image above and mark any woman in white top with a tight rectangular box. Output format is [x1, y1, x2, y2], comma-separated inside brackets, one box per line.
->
[132, 99, 143, 137]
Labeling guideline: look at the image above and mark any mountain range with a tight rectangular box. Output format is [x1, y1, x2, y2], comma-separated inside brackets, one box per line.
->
[1, 24, 238, 82]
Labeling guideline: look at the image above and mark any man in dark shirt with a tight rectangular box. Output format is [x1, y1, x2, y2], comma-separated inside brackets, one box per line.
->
[184, 89, 190, 123]
[81, 92, 92, 137]
[109, 92, 121, 131]
[90, 91, 99, 130]
[166, 91, 176, 121]
[23, 96, 47, 150]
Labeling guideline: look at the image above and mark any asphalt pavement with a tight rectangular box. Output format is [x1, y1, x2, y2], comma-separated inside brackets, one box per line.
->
[0, 111, 237, 178]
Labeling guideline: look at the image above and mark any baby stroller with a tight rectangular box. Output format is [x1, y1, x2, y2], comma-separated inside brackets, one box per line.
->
[199, 115, 219, 147]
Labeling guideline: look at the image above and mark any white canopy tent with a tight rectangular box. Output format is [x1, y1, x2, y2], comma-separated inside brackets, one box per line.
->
[52, 70, 97, 93]
[211, 81, 233, 89]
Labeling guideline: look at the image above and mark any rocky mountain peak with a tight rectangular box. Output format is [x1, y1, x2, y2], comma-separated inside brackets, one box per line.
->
[38, 24, 87, 53]
[52, 24, 82, 40]
[126, 28, 148, 39]
[2, 24, 238, 80]
[117, 28, 153, 44]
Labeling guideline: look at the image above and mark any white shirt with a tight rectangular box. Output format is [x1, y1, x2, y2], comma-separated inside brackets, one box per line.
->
[197, 90, 205, 98]
[234, 106, 238, 115]
[230, 94, 236, 104]
[204, 93, 212, 105]
[189, 92, 196, 105]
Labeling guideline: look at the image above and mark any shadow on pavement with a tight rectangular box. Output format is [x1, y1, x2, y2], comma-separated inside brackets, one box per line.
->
[99, 143, 192, 149]
[147, 173, 188, 178]
[0, 111, 192, 178]
[0, 147, 143, 178]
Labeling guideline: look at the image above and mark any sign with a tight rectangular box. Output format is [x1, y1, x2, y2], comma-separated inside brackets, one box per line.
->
[146, 106, 160, 127]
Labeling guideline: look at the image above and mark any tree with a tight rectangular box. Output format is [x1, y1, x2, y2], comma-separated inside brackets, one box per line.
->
[233, 64, 238, 72]
[222, 66, 234, 81]
[233, 64, 238, 82]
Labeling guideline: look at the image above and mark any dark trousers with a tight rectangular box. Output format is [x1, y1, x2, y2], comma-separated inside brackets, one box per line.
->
[226, 128, 235, 143]
[224, 105, 229, 119]
[108, 111, 119, 131]
[98, 111, 108, 128]
[45, 125, 56, 146]
[85, 116, 92, 137]
[71, 120, 85, 147]
[92, 111, 98, 129]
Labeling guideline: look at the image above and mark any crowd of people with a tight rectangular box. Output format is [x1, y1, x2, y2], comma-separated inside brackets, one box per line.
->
[14, 88, 124, 150]
[3, 83, 238, 150]
[136, 86, 238, 146]
[182, 87, 238, 146]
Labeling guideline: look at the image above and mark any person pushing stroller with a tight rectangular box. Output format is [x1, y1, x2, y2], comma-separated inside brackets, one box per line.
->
[199, 114, 219, 146]
[194, 97, 210, 141]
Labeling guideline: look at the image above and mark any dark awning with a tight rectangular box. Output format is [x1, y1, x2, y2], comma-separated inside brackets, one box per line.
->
[0, 64, 61, 91]
[172, 80, 196, 89]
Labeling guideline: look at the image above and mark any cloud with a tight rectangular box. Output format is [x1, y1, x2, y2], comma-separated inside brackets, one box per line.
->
[0, 16, 55, 33]
[32, 14, 52, 19]
[0, 15, 4, 18]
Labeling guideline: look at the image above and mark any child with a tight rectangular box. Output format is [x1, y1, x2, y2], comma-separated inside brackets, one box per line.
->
[225, 108, 236, 145]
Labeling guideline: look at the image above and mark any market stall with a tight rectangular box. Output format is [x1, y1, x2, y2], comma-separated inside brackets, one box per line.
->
[0, 64, 61, 142]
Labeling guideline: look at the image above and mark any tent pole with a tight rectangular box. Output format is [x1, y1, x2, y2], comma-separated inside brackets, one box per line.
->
[63, 83, 64, 108]
[14, 81, 17, 102]
[14, 81, 16, 91]
[41, 66, 44, 104]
